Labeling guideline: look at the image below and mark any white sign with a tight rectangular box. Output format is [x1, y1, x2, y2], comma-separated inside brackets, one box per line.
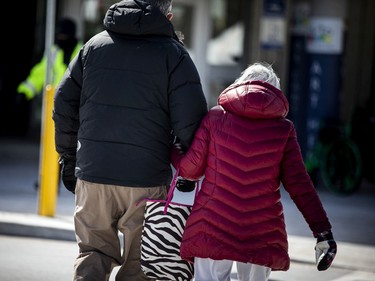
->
[260, 17, 286, 49]
[307, 17, 344, 54]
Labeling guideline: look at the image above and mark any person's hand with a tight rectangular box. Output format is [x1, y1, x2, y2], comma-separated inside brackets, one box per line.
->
[59, 156, 77, 194]
[315, 231, 337, 271]
[14, 92, 28, 106]
[173, 142, 185, 155]
[176, 177, 196, 192]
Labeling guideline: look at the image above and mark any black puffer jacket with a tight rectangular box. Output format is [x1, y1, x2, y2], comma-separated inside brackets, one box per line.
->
[53, 0, 208, 187]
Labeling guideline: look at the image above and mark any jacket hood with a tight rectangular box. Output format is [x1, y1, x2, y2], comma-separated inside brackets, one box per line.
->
[218, 80, 289, 119]
[103, 0, 175, 37]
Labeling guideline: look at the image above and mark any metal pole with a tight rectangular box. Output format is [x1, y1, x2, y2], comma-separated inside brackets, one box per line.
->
[38, 0, 60, 217]
[45, 0, 55, 85]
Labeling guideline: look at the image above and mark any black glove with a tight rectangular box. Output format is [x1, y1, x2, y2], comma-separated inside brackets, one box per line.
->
[315, 231, 337, 271]
[14, 93, 28, 106]
[176, 177, 196, 192]
[59, 156, 77, 194]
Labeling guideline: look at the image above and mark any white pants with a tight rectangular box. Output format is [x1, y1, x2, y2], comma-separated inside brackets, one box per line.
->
[194, 258, 271, 281]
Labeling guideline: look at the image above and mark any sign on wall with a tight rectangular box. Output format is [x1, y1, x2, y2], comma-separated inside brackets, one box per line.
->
[305, 17, 344, 153]
[307, 17, 344, 54]
[260, 0, 286, 49]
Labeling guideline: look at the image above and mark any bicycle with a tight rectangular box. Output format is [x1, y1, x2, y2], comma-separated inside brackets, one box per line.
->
[304, 119, 363, 196]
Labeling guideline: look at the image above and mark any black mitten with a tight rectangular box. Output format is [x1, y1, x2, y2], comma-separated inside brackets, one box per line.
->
[176, 177, 196, 192]
[59, 156, 77, 194]
[315, 231, 337, 271]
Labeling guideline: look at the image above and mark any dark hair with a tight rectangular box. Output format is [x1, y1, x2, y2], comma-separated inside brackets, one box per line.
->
[147, 0, 172, 15]
[56, 18, 76, 37]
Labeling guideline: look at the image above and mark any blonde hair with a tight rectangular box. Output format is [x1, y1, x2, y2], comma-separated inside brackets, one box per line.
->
[235, 62, 281, 89]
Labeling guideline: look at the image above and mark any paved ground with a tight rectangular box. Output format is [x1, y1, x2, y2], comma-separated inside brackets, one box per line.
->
[1, 136, 375, 280]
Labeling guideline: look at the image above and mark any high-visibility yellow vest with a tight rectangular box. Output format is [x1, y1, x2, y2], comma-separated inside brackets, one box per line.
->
[17, 42, 82, 100]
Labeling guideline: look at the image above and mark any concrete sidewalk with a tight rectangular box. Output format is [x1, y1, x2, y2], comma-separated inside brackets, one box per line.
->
[1, 137, 375, 279]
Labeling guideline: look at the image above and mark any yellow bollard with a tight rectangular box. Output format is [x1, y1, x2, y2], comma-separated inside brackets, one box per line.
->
[38, 84, 60, 217]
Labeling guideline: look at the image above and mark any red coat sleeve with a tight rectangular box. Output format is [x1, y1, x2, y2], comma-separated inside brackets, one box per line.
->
[281, 123, 332, 236]
[176, 113, 211, 180]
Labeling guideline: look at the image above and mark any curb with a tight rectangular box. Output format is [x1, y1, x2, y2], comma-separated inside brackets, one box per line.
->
[1, 211, 375, 273]
[0, 222, 76, 241]
[0, 212, 75, 241]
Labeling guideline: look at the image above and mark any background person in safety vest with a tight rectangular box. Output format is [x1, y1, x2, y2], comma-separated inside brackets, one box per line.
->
[16, 17, 82, 191]
[17, 18, 82, 101]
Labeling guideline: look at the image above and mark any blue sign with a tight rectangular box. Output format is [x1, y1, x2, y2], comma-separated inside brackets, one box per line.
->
[287, 35, 309, 157]
[263, 0, 286, 16]
[305, 54, 342, 153]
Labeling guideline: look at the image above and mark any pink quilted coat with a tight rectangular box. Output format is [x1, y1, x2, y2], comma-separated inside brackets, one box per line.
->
[173, 80, 332, 271]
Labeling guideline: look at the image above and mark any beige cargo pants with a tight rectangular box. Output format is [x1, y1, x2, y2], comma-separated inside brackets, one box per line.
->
[73, 179, 167, 281]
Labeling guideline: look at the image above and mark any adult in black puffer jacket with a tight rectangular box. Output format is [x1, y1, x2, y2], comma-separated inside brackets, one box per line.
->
[52, 0, 207, 280]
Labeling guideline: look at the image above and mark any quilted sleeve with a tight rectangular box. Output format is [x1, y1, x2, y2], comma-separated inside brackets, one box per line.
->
[280, 123, 332, 236]
[53, 50, 83, 157]
[177, 113, 211, 180]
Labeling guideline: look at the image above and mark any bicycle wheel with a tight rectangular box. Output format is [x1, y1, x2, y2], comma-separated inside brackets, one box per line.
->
[320, 137, 362, 195]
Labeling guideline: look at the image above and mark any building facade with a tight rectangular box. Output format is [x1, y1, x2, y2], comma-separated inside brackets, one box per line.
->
[1, 0, 374, 160]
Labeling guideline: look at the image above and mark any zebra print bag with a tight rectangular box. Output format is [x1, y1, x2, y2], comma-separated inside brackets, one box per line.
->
[140, 169, 197, 281]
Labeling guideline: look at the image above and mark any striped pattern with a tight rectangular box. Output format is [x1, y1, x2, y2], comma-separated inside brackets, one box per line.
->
[141, 200, 194, 281]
